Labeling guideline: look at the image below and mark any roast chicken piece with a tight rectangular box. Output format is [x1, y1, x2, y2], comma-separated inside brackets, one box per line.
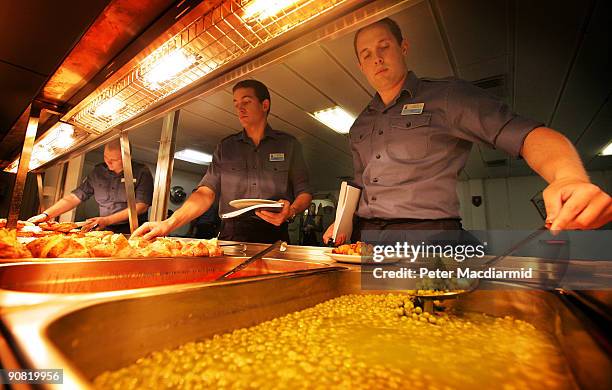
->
[0, 229, 33, 259]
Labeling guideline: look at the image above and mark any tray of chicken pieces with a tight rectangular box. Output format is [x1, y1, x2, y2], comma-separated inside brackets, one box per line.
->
[0, 221, 222, 261]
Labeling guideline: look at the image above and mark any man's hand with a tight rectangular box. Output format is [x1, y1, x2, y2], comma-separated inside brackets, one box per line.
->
[256, 199, 292, 226]
[131, 220, 174, 240]
[544, 178, 612, 231]
[322, 222, 347, 246]
[82, 216, 110, 232]
[27, 213, 49, 224]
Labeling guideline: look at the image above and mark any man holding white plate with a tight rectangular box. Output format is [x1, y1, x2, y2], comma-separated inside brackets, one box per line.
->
[133, 80, 313, 243]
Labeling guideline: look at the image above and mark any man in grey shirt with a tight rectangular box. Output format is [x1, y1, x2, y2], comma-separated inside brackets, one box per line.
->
[133, 79, 313, 243]
[28, 140, 153, 234]
[324, 18, 611, 243]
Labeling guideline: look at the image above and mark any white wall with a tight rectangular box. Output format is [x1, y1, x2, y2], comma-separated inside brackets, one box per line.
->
[459, 169, 612, 230]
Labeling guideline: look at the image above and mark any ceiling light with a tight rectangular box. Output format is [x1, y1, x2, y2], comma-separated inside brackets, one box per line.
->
[600, 141, 612, 156]
[94, 97, 126, 118]
[142, 49, 196, 90]
[69, 0, 349, 134]
[242, 0, 298, 21]
[3, 122, 87, 173]
[313, 106, 355, 134]
[174, 149, 213, 165]
[53, 123, 75, 148]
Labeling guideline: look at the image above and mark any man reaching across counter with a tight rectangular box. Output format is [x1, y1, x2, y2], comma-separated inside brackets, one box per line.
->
[28, 140, 153, 234]
[133, 80, 313, 243]
[324, 18, 611, 244]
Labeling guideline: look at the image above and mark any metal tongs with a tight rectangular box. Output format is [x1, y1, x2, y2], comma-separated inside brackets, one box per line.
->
[216, 240, 288, 280]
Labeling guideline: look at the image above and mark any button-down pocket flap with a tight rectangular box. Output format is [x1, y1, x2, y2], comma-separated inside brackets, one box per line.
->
[223, 161, 247, 171]
[350, 129, 371, 143]
[349, 118, 373, 143]
[265, 160, 289, 172]
[390, 113, 431, 130]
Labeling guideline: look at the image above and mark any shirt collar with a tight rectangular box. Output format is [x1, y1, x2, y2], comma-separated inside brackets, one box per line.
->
[239, 124, 279, 144]
[369, 70, 419, 111]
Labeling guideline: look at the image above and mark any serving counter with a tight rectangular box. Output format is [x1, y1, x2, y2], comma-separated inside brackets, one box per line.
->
[0, 246, 610, 389]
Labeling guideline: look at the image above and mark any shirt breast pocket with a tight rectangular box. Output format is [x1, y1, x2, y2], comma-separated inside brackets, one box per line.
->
[221, 160, 248, 196]
[93, 181, 111, 203]
[263, 160, 290, 196]
[387, 113, 431, 161]
[349, 123, 373, 162]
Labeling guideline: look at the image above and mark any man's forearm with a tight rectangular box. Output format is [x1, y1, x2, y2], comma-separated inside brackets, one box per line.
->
[105, 203, 149, 226]
[166, 189, 215, 230]
[521, 127, 589, 183]
[44, 194, 81, 219]
[291, 193, 313, 215]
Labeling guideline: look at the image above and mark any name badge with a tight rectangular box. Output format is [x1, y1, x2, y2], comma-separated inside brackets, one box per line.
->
[120, 178, 137, 183]
[269, 153, 285, 162]
[401, 103, 424, 115]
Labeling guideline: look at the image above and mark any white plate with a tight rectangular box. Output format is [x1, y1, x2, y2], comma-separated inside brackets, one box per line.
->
[229, 199, 279, 209]
[326, 253, 400, 264]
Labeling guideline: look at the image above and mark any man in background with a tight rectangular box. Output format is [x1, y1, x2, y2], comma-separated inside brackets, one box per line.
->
[28, 140, 153, 234]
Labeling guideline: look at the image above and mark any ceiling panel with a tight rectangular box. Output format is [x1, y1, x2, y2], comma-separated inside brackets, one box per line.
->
[265, 90, 352, 153]
[435, 0, 508, 71]
[579, 96, 612, 168]
[252, 64, 334, 114]
[319, 33, 373, 97]
[283, 45, 372, 117]
[513, 0, 590, 123]
[394, 0, 454, 78]
[549, 0, 612, 142]
[456, 55, 509, 86]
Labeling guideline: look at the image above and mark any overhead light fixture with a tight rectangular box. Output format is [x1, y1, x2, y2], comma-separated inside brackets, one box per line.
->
[142, 49, 197, 90]
[93, 97, 126, 118]
[3, 122, 87, 173]
[600, 141, 612, 156]
[174, 149, 213, 165]
[69, 0, 349, 134]
[53, 123, 75, 148]
[313, 106, 356, 134]
[242, 0, 298, 21]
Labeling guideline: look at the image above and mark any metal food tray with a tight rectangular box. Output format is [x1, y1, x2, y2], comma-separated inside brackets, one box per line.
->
[0, 265, 610, 389]
[0, 255, 339, 297]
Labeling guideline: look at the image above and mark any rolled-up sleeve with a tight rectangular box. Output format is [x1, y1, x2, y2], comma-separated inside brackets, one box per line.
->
[197, 145, 222, 194]
[447, 80, 543, 157]
[135, 166, 154, 205]
[289, 139, 312, 196]
[72, 176, 94, 201]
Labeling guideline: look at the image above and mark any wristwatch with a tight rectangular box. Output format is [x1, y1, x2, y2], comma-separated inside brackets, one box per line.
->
[286, 205, 298, 222]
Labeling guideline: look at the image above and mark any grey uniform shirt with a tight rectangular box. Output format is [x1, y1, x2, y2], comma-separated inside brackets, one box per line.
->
[72, 162, 154, 217]
[198, 125, 312, 216]
[350, 71, 543, 220]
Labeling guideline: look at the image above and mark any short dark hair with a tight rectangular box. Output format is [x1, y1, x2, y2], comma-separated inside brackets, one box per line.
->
[353, 18, 403, 60]
[232, 79, 271, 115]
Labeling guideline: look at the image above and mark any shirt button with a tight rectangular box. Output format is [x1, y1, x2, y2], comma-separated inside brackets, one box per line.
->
[252, 183, 256, 186]
[406, 121, 411, 127]
[378, 130, 383, 135]
[376, 154, 381, 159]
[372, 196, 377, 201]
[373, 178, 379, 183]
